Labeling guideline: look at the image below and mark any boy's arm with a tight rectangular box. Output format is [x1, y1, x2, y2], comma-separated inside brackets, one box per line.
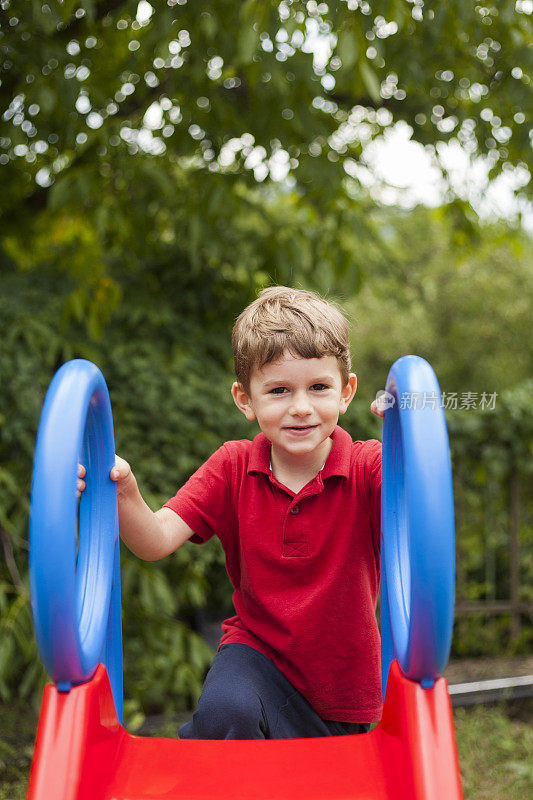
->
[115, 462, 195, 559]
[78, 457, 195, 560]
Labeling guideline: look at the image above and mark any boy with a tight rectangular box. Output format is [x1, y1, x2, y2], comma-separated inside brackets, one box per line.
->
[77, 287, 383, 739]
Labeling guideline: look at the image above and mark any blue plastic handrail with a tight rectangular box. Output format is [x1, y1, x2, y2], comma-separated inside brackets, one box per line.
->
[380, 355, 455, 695]
[29, 359, 123, 721]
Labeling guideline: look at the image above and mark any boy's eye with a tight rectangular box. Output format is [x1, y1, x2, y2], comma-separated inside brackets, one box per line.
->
[269, 387, 288, 394]
[311, 384, 329, 391]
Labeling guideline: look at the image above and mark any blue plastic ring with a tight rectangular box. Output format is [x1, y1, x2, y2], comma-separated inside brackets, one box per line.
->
[382, 355, 455, 684]
[29, 360, 118, 687]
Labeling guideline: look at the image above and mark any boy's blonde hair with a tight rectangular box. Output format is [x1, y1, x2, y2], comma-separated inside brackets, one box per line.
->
[232, 286, 351, 392]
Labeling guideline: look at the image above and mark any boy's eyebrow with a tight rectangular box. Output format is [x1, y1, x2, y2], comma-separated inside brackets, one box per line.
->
[261, 374, 336, 387]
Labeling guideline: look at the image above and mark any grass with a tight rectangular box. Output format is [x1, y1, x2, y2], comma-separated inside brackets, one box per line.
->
[1, 700, 532, 799]
[454, 702, 533, 800]
[0, 697, 37, 800]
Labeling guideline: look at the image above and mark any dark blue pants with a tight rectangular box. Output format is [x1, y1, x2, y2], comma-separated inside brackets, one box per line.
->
[179, 643, 371, 740]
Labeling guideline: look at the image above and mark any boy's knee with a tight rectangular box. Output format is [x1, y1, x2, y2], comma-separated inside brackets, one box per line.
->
[192, 685, 266, 739]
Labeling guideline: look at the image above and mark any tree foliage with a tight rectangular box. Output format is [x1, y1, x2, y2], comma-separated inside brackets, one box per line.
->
[348, 207, 533, 657]
[346, 205, 532, 394]
[1, 0, 531, 229]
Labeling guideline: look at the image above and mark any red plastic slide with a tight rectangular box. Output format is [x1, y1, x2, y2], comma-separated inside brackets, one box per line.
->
[27, 659, 463, 800]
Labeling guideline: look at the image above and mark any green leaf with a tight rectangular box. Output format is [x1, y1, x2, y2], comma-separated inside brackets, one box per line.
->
[337, 29, 359, 71]
[360, 61, 381, 103]
[236, 25, 259, 66]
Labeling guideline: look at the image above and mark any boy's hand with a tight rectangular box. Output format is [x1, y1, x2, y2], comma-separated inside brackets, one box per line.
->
[110, 455, 133, 491]
[76, 463, 86, 498]
[371, 390, 396, 418]
[370, 400, 384, 418]
[76, 455, 133, 497]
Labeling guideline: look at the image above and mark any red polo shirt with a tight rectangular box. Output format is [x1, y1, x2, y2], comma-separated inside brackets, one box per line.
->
[164, 425, 382, 723]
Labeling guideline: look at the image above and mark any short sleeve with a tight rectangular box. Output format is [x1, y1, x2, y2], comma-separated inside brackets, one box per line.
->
[163, 445, 234, 545]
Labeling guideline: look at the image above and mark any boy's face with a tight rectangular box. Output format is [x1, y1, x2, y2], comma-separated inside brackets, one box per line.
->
[232, 352, 357, 463]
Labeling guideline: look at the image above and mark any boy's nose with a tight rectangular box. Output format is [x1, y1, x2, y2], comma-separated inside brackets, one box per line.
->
[289, 392, 312, 416]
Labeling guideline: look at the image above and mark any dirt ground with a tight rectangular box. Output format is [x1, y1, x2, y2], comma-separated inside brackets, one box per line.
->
[444, 654, 533, 683]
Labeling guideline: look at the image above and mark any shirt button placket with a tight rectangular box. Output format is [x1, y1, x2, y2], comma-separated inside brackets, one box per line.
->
[285, 502, 308, 556]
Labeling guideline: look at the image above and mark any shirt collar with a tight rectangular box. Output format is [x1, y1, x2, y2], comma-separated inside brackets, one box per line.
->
[248, 425, 352, 479]
[321, 425, 352, 479]
[248, 432, 272, 475]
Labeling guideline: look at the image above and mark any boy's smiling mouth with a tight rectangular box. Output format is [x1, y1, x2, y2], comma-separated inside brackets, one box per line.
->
[284, 424, 318, 432]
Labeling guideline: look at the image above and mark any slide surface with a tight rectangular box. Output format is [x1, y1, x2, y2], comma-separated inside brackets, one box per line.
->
[28, 662, 462, 800]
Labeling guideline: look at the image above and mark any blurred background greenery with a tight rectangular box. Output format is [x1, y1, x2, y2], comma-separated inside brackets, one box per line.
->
[0, 0, 532, 769]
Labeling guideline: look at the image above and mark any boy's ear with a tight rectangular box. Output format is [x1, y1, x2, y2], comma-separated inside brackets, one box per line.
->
[339, 373, 357, 415]
[231, 382, 257, 421]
